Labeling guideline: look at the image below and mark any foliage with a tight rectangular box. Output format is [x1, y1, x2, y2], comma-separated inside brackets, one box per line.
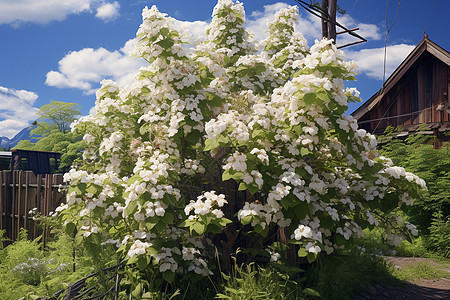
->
[379, 127, 450, 255]
[31, 100, 81, 136]
[304, 252, 399, 300]
[0, 226, 120, 300]
[55, 0, 425, 297]
[392, 261, 449, 282]
[14, 100, 85, 172]
[217, 262, 312, 299]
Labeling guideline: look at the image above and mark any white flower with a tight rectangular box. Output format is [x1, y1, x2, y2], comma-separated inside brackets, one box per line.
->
[305, 242, 321, 254]
[294, 225, 313, 240]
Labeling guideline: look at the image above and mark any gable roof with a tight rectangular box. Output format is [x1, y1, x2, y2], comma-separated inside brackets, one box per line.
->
[352, 36, 450, 120]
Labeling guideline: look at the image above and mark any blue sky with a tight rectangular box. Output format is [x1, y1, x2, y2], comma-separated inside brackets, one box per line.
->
[0, 0, 449, 138]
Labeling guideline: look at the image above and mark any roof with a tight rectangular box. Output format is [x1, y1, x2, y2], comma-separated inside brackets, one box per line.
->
[0, 151, 12, 159]
[352, 36, 450, 120]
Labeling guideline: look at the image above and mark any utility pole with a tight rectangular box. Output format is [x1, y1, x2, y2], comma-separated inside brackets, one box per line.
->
[321, 0, 337, 43]
[321, 0, 329, 39]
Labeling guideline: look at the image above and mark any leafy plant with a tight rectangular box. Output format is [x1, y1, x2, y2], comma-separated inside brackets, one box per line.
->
[304, 253, 399, 300]
[392, 261, 449, 282]
[379, 127, 450, 255]
[217, 261, 312, 299]
[55, 1, 425, 297]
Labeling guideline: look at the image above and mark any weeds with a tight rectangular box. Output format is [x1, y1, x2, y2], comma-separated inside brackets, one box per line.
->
[393, 261, 449, 282]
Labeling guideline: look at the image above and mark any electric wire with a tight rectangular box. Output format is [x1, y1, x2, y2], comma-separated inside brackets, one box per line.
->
[423, 0, 437, 35]
[382, 0, 401, 90]
[357, 102, 446, 125]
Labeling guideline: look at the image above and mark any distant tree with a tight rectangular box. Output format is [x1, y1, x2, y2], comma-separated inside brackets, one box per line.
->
[31, 100, 81, 136]
[14, 101, 85, 172]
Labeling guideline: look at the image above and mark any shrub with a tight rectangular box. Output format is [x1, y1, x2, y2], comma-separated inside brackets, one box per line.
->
[379, 127, 450, 255]
[56, 0, 425, 296]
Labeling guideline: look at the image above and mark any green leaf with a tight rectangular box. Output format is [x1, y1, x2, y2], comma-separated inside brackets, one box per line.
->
[306, 252, 316, 263]
[247, 183, 259, 195]
[192, 222, 206, 235]
[126, 201, 138, 216]
[218, 218, 232, 226]
[157, 38, 174, 50]
[137, 255, 149, 271]
[280, 197, 290, 209]
[254, 224, 264, 233]
[160, 27, 170, 36]
[240, 215, 253, 225]
[294, 202, 309, 219]
[65, 222, 76, 236]
[300, 147, 310, 156]
[161, 213, 174, 224]
[140, 123, 150, 135]
[320, 217, 334, 230]
[204, 138, 219, 151]
[298, 248, 308, 257]
[86, 184, 97, 195]
[304, 93, 316, 105]
[316, 91, 329, 102]
[303, 288, 321, 297]
[147, 247, 159, 255]
[163, 271, 175, 283]
[238, 182, 247, 191]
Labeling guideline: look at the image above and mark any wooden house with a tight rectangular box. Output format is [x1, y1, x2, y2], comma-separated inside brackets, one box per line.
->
[0, 149, 61, 174]
[352, 35, 450, 140]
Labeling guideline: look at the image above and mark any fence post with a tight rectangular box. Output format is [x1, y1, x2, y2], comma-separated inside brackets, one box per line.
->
[24, 172, 29, 237]
[11, 171, 17, 240]
[35, 174, 42, 240]
[17, 171, 23, 238]
[0, 172, 3, 233]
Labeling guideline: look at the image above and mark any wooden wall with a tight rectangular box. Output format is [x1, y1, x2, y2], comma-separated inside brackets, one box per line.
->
[0, 171, 65, 245]
[363, 52, 450, 133]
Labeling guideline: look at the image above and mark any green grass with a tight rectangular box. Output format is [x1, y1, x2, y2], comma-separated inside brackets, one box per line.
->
[392, 261, 449, 282]
[302, 252, 402, 300]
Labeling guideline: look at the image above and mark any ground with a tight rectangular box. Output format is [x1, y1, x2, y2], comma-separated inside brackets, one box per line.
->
[352, 257, 450, 300]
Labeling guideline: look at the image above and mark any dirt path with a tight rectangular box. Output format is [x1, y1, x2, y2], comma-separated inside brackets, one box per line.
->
[352, 257, 450, 300]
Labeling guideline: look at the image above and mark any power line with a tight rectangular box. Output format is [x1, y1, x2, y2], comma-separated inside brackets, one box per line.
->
[423, 0, 437, 35]
[357, 103, 445, 125]
[382, 0, 401, 90]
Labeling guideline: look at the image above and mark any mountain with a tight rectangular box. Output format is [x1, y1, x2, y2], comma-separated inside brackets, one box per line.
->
[0, 126, 36, 149]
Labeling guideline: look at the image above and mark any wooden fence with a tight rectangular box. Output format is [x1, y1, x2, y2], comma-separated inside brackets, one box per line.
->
[0, 171, 66, 245]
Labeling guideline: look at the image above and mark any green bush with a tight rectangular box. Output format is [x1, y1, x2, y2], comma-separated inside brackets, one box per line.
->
[304, 253, 399, 300]
[379, 127, 450, 255]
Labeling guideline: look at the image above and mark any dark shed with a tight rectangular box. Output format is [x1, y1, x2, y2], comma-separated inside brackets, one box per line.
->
[11, 149, 61, 175]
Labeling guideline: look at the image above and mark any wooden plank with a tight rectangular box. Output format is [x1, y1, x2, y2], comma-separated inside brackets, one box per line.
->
[24, 172, 29, 237]
[11, 171, 16, 240]
[4, 172, 12, 240]
[17, 171, 22, 237]
[0, 172, 3, 232]
[35, 174, 42, 239]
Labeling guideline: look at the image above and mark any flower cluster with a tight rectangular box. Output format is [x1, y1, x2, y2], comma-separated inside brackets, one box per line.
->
[59, 1, 426, 293]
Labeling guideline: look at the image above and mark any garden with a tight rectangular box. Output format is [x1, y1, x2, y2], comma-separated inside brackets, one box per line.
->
[0, 0, 448, 299]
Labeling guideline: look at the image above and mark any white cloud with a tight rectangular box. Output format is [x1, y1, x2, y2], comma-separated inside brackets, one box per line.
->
[173, 19, 208, 45]
[336, 14, 382, 46]
[0, 0, 122, 26]
[246, 2, 381, 48]
[95, 1, 120, 22]
[345, 44, 416, 80]
[0, 86, 39, 138]
[45, 16, 210, 95]
[45, 40, 148, 94]
[43, 2, 394, 95]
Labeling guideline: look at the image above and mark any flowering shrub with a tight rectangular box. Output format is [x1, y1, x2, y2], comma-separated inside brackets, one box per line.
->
[56, 0, 425, 295]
